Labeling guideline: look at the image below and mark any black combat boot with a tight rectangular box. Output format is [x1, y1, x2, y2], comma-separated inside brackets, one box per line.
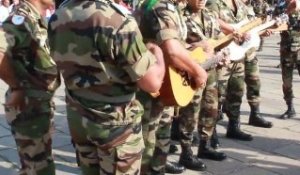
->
[179, 145, 207, 171]
[280, 101, 296, 119]
[210, 127, 220, 149]
[197, 140, 227, 161]
[248, 105, 273, 128]
[226, 119, 253, 141]
[165, 161, 186, 174]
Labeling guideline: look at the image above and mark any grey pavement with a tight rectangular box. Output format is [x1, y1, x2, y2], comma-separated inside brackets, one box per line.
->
[0, 34, 300, 175]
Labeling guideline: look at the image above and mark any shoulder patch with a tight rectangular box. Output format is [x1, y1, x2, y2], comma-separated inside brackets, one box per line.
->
[166, 3, 175, 12]
[12, 15, 25, 25]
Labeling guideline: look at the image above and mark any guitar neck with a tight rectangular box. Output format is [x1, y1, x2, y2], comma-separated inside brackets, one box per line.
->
[258, 23, 288, 35]
[209, 17, 266, 49]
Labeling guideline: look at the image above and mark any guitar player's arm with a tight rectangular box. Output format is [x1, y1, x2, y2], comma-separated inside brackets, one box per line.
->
[218, 19, 251, 43]
[160, 39, 208, 89]
[218, 19, 236, 35]
[137, 42, 166, 93]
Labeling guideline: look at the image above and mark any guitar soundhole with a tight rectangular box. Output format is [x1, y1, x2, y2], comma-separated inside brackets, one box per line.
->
[178, 70, 191, 86]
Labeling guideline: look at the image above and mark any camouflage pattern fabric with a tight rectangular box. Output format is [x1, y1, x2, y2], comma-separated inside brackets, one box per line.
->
[138, 0, 186, 173]
[5, 93, 56, 175]
[245, 47, 260, 107]
[207, 0, 258, 118]
[137, 92, 174, 175]
[65, 93, 145, 175]
[178, 7, 221, 148]
[137, 91, 164, 174]
[250, 0, 269, 52]
[0, 1, 60, 174]
[206, 0, 250, 23]
[48, 0, 156, 174]
[197, 69, 218, 141]
[277, 8, 300, 103]
[217, 61, 245, 119]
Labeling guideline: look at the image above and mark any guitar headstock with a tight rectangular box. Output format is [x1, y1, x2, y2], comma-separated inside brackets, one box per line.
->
[274, 14, 289, 26]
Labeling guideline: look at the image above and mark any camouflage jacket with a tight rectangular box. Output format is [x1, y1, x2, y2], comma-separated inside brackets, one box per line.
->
[279, 9, 300, 50]
[183, 7, 222, 43]
[48, 0, 155, 103]
[206, 0, 249, 24]
[139, 0, 187, 44]
[0, 1, 60, 98]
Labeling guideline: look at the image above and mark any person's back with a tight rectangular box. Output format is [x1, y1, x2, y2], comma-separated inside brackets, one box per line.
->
[49, 0, 165, 174]
[50, 0, 143, 102]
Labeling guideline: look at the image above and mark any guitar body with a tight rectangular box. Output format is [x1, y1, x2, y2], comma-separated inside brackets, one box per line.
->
[227, 31, 261, 61]
[159, 47, 206, 106]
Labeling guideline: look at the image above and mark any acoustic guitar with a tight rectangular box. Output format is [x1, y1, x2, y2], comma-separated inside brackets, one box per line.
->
[157, 15, 288, 107]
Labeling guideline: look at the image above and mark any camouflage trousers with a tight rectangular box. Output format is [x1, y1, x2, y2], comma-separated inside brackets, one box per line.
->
[5, 90, 55, 175]
[217, 61, 245, 120]
[139, 92, 174, 175]
[179, 69, 218, 146]
[245, 48, 261, 107]
[66, 92, 144, 175]
[218, 48, 259, 119]
[280, 48, 300, 103]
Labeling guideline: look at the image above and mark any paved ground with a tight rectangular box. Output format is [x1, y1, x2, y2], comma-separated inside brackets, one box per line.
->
[0, 34, 299, 175]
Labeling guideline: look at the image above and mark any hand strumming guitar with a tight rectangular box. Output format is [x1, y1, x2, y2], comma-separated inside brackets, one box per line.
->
[190, 40, 214, 60]
[233, 30, 251, 45]
[216, 49, 231, 67]
[191, 66, 208, 90]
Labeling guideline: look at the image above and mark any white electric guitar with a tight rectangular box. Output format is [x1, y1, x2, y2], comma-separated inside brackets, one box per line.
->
[226, 15, 288, 61]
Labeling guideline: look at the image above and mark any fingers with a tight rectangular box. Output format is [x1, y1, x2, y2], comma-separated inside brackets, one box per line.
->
[199, 81, 206, 89]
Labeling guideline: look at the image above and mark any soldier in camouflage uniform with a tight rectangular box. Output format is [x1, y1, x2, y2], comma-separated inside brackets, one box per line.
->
[245, 0, 273, 128]
[138, 0, 208, 173]
[0, 0, 60, 174]
[48, 0, 166, 174]
[176, 0, 228, 168]
[274, 0, 300, 119]
[207, 0, 273, 143]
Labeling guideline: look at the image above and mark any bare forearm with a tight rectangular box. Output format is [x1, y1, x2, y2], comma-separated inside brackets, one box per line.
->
[137, 44, 166, 93]
[0, 52, 20, 88]
[161, 39, 203, 77]
[218, 19, 235, 34]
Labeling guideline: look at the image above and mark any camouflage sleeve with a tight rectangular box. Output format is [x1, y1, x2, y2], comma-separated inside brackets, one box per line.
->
[0, 24, 16, 55]
[113, 17, 156, 82]
[0, 19, 29, 56]
[263, 2, 270, 12]
[206, 1, 221, 18]
[153, 3, 182, 44]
